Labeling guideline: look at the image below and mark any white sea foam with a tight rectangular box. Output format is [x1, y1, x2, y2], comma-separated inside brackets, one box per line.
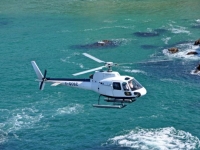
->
[168, 24, 190, 34]
[7, 108, 43, 132]
[112, 38, 132, 46]
[190, 70, 200, 76]
[162, 37, 171, 44]
[56, 104, 84, 115]
[163, 43, 200, 60]
[0, 129, 7, 144]
[107, 127, 200, 149]
[123, 69, 146, 75]
[196, 19, 200, 23]
[0, 107, 43, 144]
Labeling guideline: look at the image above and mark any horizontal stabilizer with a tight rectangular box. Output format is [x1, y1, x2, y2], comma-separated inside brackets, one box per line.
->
[51, 82, 61, 86]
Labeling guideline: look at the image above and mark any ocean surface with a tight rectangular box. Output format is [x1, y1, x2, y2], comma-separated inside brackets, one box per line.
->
[0, 0, 200, 149]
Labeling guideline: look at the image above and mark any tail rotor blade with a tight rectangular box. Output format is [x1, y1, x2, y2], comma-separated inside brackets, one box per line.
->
[39, 81, 44, 90]
[39, 70, 47, 90]
[44, 70, 47, 78]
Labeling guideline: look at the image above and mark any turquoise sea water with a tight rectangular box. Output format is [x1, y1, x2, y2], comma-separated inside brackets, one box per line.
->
[0, 0, 200, 149]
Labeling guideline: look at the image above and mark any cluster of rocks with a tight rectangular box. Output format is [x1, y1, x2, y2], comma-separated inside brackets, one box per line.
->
[168, 39, 200, 73]
[168, 39, 200, 55]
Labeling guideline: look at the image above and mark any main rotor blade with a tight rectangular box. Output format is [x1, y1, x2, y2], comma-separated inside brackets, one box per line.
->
[73, 66, 104, 76]
[83, 53, 105, 63]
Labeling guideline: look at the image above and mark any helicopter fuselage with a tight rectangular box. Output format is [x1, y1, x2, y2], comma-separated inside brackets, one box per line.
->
[31, 52, 147, 108]
[46, 71, 146, 99]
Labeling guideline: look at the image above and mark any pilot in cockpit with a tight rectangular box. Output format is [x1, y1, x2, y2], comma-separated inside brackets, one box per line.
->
[128, 80, 137, 91]
[128, 81, 134, 89]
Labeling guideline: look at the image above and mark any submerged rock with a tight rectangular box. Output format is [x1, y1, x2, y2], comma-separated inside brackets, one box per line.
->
[70, 40, 118, 49]
[133, 28, 167, 38]
[133, 31, 159, 37]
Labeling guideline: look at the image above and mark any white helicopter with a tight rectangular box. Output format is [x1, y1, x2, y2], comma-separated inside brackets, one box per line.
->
[31, 53, 147, 109]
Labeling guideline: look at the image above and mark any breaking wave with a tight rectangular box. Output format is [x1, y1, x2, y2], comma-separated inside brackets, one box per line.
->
[196, 19, 200, 23]
[163, 43, 200, 60]
[162, 37, 171, 45]
[168, 24, 190, 34]
[106, 127, 200, 150]
[190, 70, 200, 76]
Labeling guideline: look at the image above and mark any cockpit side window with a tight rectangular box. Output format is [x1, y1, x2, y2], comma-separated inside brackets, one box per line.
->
[122, 82, 129, 91]
[113, 82, 121, 90]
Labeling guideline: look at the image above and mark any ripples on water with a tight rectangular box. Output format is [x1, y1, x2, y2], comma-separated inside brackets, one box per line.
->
[106, 127, 200, 149]
[0, 0, 200, 149]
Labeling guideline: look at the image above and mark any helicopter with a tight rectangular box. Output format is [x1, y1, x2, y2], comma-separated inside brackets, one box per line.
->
[31, 53, 147, 109]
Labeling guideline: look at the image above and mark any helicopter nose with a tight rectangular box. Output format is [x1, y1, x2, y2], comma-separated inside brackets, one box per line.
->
[140, 87, 147, 96]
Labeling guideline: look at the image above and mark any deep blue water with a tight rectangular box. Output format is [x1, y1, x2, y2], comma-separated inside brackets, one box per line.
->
[0, 0, 200, 149]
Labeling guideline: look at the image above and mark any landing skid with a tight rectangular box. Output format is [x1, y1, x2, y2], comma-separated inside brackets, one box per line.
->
[93, 104, 126, 109]
[92, 95, 135, 109]
[104, 98, 136, 103]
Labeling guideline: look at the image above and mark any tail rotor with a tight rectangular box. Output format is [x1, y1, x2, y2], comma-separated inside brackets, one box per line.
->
[39, 70, 47, 90]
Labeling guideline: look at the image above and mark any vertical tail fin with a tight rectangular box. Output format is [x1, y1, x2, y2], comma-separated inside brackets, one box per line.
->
[31, 61, 46, 90]
[31, 61, 44, 80]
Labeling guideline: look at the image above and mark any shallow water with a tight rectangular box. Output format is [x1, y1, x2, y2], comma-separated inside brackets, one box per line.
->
[0, 0, 200, 149]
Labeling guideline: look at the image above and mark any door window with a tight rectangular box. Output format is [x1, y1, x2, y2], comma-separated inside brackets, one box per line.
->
[113, 82, 121, 90]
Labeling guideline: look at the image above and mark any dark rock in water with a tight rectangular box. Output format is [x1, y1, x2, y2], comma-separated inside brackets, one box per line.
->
[194, 64, 200, 73]
[133, 31, 159, 37]
[70, 40, 118, 49]
[186, 51, 198, 55]
[194, 39, 200, 45]
[141, 45, 158, 49]
[168, 47, 179, 54]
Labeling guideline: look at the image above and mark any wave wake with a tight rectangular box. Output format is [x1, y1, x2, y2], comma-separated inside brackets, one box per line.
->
[106, 127, 200, 149]
[0, 107, 43, 144]
[163, 43, 200, 60]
